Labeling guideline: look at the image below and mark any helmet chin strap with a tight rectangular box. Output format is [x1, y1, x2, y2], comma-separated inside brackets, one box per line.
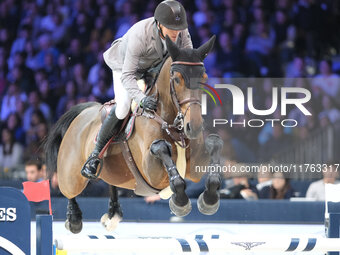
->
[156, 21, 166, 40]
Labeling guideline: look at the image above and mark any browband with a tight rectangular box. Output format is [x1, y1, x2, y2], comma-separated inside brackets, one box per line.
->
[171, 61, 204, 66]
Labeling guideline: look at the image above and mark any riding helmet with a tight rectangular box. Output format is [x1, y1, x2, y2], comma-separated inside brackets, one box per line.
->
[154, 0, 188, 31]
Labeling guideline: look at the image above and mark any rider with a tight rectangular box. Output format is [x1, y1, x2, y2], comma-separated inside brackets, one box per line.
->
[81, 0, 193, 179]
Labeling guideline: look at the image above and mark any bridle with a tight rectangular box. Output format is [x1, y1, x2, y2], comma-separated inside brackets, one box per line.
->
[169, 61, 203, 129]
[140, 60, 204, 148]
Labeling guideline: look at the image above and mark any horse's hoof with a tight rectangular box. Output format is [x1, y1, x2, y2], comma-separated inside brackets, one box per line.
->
[100, 213, 122, 231]
[169, 196, 192, 217]
[65, 219, 83, 234]
[197, 192, 220, 215]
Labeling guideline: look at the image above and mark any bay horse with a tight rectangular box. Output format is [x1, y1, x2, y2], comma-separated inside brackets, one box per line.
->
[44, 35, 223, 233]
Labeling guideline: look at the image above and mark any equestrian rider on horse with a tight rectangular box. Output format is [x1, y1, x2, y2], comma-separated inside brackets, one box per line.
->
[81, 0, 193, 179]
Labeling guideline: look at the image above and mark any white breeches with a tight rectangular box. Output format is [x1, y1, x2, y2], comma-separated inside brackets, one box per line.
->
[113, 71, 131, 120]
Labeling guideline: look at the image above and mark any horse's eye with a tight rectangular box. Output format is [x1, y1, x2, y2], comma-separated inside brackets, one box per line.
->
[174, 77, 180, 84]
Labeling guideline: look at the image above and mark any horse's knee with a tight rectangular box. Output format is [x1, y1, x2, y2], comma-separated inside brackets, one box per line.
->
[205, 134, 223, 164]
[206, 173, 221, 191]
[150, 139, 172, 159]
[170, 174, 186, 194]
[205, 134, 223, 154]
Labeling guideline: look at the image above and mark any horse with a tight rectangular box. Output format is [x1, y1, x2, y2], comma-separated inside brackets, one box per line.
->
[44, 35, 223, 234]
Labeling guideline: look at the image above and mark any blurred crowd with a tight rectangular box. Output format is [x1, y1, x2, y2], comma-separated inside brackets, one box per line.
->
[0, 0, 340, 184]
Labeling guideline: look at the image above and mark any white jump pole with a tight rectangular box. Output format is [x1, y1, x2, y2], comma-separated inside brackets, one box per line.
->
[55, 236, 340, 253]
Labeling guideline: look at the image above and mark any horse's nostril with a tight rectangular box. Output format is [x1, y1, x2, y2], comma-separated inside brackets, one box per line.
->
[186, 123, 191, 132]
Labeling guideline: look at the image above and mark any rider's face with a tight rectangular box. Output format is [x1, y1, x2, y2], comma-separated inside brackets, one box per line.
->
[159, 24, 180, 42]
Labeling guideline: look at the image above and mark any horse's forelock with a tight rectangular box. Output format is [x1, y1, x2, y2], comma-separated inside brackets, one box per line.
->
[170, 48, 206, 89]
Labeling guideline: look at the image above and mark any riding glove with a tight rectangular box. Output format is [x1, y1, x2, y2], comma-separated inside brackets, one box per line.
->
[140, 95, 158, 111]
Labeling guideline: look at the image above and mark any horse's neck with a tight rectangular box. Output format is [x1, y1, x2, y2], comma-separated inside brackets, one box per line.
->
[154, 57, 177, 122]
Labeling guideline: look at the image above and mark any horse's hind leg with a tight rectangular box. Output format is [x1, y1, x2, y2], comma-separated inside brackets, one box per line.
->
[150, 139, 191, 217]
[65, 198, 83, 234]
[101, 185, 123, 231]
[197, 134, 223, 215]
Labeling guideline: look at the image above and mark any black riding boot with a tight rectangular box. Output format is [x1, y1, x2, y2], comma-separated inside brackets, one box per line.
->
[81, 106, 123, 179]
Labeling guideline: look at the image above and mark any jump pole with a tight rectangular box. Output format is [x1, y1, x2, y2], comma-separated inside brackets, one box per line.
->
[54, 235, 340, 254]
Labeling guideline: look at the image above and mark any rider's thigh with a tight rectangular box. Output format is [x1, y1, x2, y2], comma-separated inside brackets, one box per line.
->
[113, 71, 131, 119]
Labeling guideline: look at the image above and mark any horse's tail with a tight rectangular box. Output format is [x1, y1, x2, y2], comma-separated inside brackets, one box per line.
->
[44, 102, 98, 173]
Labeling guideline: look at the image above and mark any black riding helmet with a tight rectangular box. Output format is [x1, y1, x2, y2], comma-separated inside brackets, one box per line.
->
[154, 0, 188, 31]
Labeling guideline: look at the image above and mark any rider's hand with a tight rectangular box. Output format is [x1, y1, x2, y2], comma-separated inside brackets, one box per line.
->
[140, 95, 157, 111]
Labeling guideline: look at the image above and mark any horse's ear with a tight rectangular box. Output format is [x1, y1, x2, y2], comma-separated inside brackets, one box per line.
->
[165, 35, 180, 61]
[196, 35, 216, 61]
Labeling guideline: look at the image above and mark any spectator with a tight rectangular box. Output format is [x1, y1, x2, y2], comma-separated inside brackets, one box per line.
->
[24, 41, 37, 71]
[38, 79, 58, 111]
[90, 16, 113, 49]
[232, 23, 246, 50]
[285, 56, 308, 78]
[56, 80, 78, 118]
[40, 3, 55, 33]
[66, 38, 84, 66]
[220, 175, 258, 200]
[69, 13, 91, 48]
[256, 165, 272, 192]
[23, 91, 51, 131]
[144, 194, 161, 204]
[25, 109, 47, 146]
[8, 51, 35, 92]
[0, 28, 12, 53]
[293, 0, 317, 57]
[56, 53, 72, 87]
[92, 78, 113, 104]
[259, 124, 292, 161]
[43, 52, 59, 87]
[6, 112, 25, 145]
[312, 60, 340, 104]
[0, 48, 7, 96]
[193, 0, 213, 28]
[7, 65, 34, 94]
[216, 31, 243, 77]
[0, 127, 24, 177]
[318, 94, 340, 124]
[73, 63, 91, 97]
[87, 50, 107, 87]
[259, 172, 294, 199]
[9, 24, 31, 57]
[51, 12, 69, 46]
[0, 83, 27, 121]
[273, 9, 289, 46]
[24, 158, 44, 182]
[306, 165, 340, 201]
[279, 25, 297, 64]
[24, 121, 48, 162]
[33, 34, 59, 70]
[245, 21, 274, 75]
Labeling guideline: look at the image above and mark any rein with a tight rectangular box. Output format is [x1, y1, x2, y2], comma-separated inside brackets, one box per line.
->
[139, 61, 203, 148]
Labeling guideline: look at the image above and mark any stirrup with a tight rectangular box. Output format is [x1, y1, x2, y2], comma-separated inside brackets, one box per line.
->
[81, 155, 104, 179]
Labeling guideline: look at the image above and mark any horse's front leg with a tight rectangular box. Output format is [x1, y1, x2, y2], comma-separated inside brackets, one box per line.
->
[150, 139, 191, 217]
[197, 134, 223, 215]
